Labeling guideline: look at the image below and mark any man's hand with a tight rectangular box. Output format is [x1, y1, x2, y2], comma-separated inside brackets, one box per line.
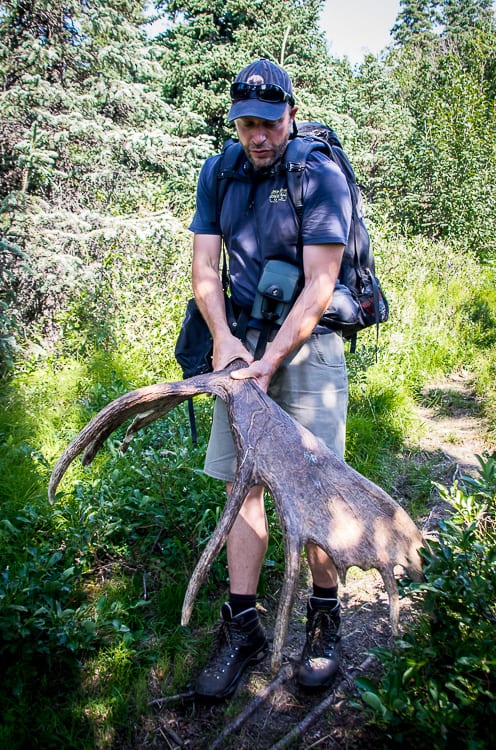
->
[212, 334, 253, 372]
[230, 357, 274, 393]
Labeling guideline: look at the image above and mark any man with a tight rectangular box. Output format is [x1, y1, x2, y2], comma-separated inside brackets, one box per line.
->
[189, 58, 352, 699]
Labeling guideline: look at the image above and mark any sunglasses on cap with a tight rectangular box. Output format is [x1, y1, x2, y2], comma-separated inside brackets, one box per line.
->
[230, 82, 294, 105]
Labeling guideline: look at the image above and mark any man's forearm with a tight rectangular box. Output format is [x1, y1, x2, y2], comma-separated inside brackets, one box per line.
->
[192, 234, 231, 341]
[262, 277, 333, 372]
[193, 269, 231, 340]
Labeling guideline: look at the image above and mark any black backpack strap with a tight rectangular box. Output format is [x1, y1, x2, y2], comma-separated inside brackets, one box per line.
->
[253, 322, 273, 361]
[185, 241, 231, 444]
[326, 144, 369, 289]
[187, 397, 198, 444]
[285, 134, 366, 350]
[186, 146, 243, 443]
[325, 146, 381, 353]
[212, 140, 252, 346]
[285, 135, 331, 223]
[286, 135, 367, 288]
[210, 140, 246, 225]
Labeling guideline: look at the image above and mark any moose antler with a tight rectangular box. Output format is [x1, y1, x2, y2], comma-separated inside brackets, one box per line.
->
[49, 360, 424, 672]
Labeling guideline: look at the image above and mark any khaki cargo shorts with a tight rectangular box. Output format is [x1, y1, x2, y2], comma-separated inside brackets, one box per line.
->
[204, 329, 348, 482]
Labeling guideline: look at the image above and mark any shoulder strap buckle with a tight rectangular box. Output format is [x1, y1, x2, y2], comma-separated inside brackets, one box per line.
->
[286, 162, 305, 173]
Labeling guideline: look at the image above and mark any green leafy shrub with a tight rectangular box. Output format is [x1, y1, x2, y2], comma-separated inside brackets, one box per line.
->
[0, 536, 132, 663]
[356, 452, 496, 749]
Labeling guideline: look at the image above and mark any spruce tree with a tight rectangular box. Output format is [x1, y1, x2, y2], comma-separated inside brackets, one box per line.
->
[387, 0, 496, 254]
[391, 0, 437, 47]
[0, 0, 209, 366]
[440, 0, 495, 40]
[152, 0, 335, 143]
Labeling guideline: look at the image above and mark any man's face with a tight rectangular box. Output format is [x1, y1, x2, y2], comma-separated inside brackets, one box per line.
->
[234, 106, 298, 171]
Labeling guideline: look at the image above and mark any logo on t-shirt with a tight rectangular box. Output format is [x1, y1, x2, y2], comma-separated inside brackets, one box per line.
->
[269, 188, 288, 203]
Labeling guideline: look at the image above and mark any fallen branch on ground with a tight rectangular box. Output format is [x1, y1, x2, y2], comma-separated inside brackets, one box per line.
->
[267, 655, 376, 750]
[210, 663, 295, 750]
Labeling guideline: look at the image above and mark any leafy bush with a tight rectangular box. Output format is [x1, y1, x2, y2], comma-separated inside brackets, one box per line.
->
[357, 452, 496, 749]
[0, 528, 132, 663]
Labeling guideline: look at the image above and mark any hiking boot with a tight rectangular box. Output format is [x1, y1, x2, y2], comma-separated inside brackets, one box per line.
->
[195, 603, 268, 700]
[297, 596, 341, 689]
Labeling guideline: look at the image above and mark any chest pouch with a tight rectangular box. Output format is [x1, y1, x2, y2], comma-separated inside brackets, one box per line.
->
[251, 260, 302, 326]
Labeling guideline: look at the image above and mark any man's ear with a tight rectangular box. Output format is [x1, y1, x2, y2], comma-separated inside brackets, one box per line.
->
[289, 106, 298, 132]
[289, 107, 299, 138]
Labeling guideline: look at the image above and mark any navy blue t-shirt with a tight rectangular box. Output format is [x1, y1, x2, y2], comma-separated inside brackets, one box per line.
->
[189, 146, 351, 314]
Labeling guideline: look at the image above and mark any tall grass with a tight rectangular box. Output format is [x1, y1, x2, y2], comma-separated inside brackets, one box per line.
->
[345, 231, 496, 485]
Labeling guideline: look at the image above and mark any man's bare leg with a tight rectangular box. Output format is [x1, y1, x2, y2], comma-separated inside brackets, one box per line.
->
[226, 483, 268, 595]
[306, 542, 338, 588]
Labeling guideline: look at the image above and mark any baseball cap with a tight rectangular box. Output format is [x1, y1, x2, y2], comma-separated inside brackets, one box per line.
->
[227, 59, 295, 122]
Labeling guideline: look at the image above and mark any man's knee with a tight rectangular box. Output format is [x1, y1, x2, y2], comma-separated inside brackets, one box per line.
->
[226, 483, 265, 505]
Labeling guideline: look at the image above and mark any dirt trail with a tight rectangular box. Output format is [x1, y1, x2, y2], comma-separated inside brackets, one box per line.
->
[142, 370, 492, 750]
[412, 370, 488, 479]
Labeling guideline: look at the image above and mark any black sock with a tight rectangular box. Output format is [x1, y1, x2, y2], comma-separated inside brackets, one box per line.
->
[312, 584, 338, 600]
[229, 593, 257, 616]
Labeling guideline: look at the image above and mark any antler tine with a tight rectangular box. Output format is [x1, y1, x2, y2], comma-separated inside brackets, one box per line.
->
[48, 366, 245, 505]
[117, 359, 248, 452]
[48, 384, 177, 503]
[181, 465, 254, 626]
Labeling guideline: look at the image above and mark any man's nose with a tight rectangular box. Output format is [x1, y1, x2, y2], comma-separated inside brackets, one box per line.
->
[251, 127, 267, 144]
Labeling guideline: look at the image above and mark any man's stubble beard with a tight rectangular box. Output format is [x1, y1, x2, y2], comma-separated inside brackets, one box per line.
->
[245, 128, 292, 172]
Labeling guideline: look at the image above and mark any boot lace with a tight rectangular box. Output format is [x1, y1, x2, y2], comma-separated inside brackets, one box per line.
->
[307, 610, 339, 659]
[202, 621, 243, 675]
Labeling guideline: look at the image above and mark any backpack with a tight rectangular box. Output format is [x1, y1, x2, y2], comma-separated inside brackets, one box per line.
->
[174, 250, 236, 443]
[212, 121, 389, 352]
